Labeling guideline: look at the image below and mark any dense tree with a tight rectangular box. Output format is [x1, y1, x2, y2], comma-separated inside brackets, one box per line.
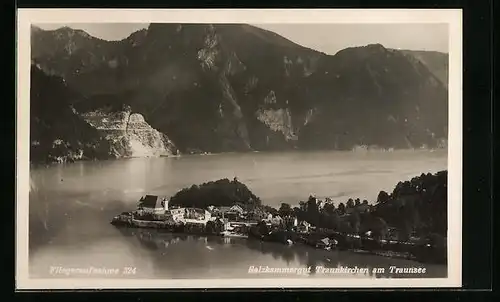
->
[348, 211, 361, 233]
[30, 65, 113, 163]
[346, 198, 355, 208]
[263, 205, 279, 216]
[330, 212, 341, 230]
[320, 213, 341, 230]
[278, 203, 293, 217]
[298, 201, 307, 212]
[338, 220, 354, 234]
[292, 206, 305, 222]
[257, 220, 270, 236]
[305, 196, 320, 225]
[205, 220, 216, 234]
[169, 178, 262, 209]
[370, 217, 388, 239]
[337, 202, 346, 215]
[292, 207, 301, 216]
[323, 203, 335, 215]
[377, 191, 390, 204]
[372, 171, 447, 238]
[399, 221, 413, 241]
[215, 219, 224, 233]
[247, 207, 266, 221]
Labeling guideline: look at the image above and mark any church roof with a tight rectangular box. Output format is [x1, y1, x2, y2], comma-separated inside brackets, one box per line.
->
[139, 195, 164, 208]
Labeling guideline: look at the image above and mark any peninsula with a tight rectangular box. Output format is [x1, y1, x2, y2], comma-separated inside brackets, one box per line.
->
[111, 170, 447, 264]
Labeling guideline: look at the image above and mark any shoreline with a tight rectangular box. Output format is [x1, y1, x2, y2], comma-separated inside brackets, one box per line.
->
[110, 212, 446, 265]
[113, 223, 444, 265]
[29, 147, 448, 168]
[109, 169, 448, 266]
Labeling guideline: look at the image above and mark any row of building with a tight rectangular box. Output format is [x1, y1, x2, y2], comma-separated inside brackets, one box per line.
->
[134, 195, 313, 232]
[135, 195, 267, 225]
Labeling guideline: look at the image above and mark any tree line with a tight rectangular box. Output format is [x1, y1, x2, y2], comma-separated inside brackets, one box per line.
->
[169, 177, 262, 210]
[273, 170, 447, 241]
[169, 170, 447, 241]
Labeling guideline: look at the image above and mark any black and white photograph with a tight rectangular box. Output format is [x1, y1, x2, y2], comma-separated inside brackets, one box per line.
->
[16, 9, 462, 289]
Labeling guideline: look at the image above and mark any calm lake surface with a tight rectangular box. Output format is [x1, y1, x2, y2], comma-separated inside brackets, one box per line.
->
[28, 150, 448, 279]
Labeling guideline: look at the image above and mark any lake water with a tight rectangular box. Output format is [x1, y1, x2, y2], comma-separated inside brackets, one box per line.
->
[28, 150, 448, 279]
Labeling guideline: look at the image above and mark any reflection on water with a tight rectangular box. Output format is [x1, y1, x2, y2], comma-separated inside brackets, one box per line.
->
[120, 228, 446, 279]
[29, 225, 446, 279]
[28, 150, 447, 279]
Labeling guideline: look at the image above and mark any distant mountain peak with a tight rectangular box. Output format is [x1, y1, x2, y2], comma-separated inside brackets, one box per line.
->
[365, 43, 386, 49]
[341, 43, 387, 51]
[30, 25, 43, 32]
[31, 25, 106, 43]
[335, 43, 389, 56]
[56, 26, 92, 39]
[125, 28, 148, 46]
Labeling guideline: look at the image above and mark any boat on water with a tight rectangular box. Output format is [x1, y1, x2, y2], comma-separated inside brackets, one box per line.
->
[315, 237, 338, 250]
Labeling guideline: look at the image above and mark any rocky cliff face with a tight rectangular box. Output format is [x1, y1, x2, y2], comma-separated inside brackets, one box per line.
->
[31, 24, 449, 157]
[80, 107, 178, 157]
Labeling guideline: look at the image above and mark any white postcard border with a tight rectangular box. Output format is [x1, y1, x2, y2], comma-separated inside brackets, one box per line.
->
[16, 8, 463, 289]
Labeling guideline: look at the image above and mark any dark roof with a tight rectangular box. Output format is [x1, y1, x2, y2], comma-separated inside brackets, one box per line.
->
[217, 206, 232, 212]
[139, 195, 162, 208]
[186, 208, 205, 213]
[230, 205, 244, 211]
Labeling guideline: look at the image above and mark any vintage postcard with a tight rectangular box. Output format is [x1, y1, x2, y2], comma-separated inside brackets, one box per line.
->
[16, 8, 463, 289]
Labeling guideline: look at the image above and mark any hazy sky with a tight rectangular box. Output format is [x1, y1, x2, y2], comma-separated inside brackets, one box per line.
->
[36, 23, 449, 54]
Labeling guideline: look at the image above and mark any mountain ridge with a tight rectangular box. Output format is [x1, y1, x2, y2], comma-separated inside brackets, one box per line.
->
[31, 25, 449, 55]
[398, 49, 449, 87]
[30, 24, 449, 162]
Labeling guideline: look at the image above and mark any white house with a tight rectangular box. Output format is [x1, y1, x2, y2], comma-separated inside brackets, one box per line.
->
[298, 221, 312, 233]
[316, 199, 326, 210]
[168, 208, 186, 222]
[216, 204, 245, 215]
[167, 207, 212, 224]
[271, 215, 283, 226]
[213, 204, 245, 221]
[229, 204, 245, 214]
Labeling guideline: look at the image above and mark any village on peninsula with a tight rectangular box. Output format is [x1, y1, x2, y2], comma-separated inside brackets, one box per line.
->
[111, 171, 448, 265]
